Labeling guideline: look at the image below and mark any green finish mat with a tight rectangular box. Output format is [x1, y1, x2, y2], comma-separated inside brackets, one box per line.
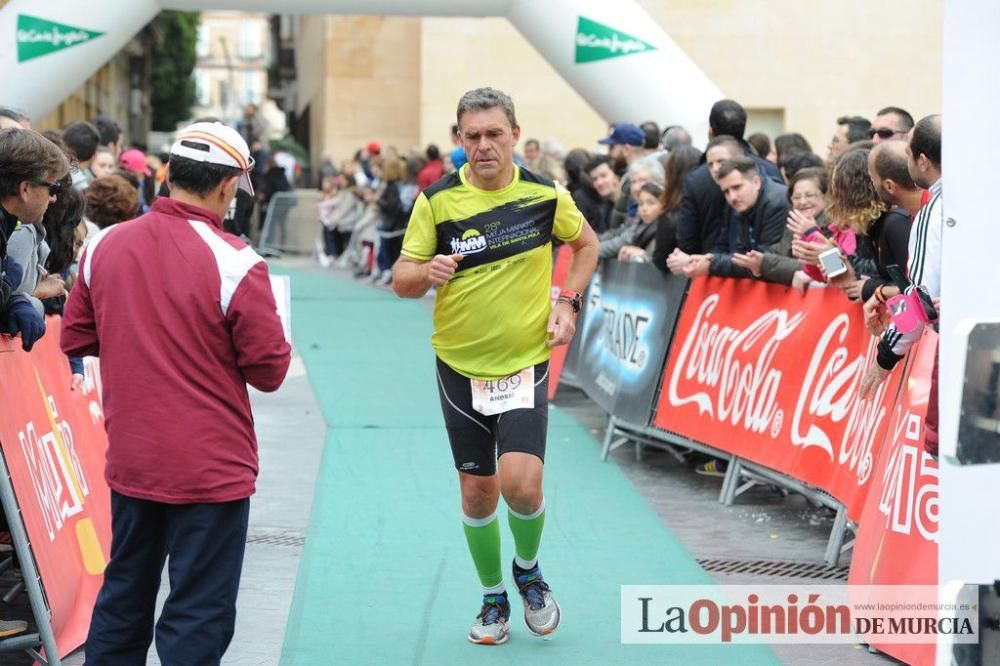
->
[276, 266, 779, 665]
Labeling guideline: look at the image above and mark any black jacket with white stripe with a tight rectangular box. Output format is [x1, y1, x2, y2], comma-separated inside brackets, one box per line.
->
[876, 179, 942, 370]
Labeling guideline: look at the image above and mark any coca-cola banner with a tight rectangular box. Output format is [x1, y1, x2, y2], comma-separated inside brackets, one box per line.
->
[848, 331, 938, 666]
[574, 261, 688, 425]
[652, 278, 905, 520]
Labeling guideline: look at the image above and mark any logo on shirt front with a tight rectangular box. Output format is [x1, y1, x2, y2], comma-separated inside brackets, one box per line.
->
[449, 229, 488, 255]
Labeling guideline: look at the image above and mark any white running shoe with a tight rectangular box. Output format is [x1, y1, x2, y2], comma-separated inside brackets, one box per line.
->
[468, 593, 511, 645]
[513, 561, 562, 637]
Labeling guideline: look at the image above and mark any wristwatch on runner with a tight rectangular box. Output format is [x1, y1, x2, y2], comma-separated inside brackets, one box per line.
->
[557, 289, 582, 313]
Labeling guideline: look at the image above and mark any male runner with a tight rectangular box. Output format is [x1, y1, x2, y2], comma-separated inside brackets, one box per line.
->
[392, 87, 598, 645]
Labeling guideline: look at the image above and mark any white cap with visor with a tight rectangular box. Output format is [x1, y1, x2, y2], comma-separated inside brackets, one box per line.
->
[169, 121, 255, 195]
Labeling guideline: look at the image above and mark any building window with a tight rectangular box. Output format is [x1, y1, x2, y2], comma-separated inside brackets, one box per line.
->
[196, 24, 210, 58]
[195, 69, 211, 107]
[239, 21, 261, 59]
[218, 80, 230, 112]
[241, 70, 261, 105]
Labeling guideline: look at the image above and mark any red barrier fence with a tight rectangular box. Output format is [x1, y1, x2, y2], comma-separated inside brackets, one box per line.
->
[652, 277, 906, 522]
[0, 319, 111, 659]
[848, 330, 938, 666]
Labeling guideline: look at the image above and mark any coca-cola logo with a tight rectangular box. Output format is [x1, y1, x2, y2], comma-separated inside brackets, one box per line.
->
[668, 294, 888, 490]
[792, 315, 890, 484]
[667, 296, 803, 435]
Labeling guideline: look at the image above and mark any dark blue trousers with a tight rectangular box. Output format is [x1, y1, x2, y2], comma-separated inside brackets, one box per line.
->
[85, 491, 250, 666]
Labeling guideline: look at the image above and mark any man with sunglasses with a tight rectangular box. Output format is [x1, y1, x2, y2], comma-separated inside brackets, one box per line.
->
[63, 120, 290, 664]
[5, 167, 69, 314]
[869, 106, 915, 143]
[0, 127, 69, 353]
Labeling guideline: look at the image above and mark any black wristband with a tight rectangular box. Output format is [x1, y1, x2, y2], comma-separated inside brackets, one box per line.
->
[556, 296, 580, 313]
[876, 339, 903, 371]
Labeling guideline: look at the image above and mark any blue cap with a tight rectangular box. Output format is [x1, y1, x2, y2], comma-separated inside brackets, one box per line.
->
[598, 123, 644, 147]
[450, 145, 467, 170]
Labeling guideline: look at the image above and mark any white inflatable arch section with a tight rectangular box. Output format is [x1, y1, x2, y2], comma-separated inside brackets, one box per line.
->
[0, 0, 721, 140]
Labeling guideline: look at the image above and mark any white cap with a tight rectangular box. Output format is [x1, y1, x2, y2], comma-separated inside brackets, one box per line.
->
[170, 122, 255, 195]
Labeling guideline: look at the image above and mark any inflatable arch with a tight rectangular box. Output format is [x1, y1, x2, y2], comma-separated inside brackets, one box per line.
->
[0, 0, 721, 140]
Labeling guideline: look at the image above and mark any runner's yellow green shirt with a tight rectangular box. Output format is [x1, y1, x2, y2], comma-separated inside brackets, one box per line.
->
[402, 165, 585, 380]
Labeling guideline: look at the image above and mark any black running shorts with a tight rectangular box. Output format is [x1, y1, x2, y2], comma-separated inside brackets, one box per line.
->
[435, 357, 549, 476]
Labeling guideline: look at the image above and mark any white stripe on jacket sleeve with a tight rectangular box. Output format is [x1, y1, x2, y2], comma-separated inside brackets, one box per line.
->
[188, 220, 263, 315]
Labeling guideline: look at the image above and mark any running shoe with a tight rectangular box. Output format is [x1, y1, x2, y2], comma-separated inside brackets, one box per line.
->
[513, 561, 561, 637]
[695, 459, 727, 477]
[0, 619, 27, 638]
[468, 592, 510, 645]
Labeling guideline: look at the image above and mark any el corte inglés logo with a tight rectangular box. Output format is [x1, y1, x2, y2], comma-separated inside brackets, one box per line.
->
[575, 16, 657, 64]
[450, 229, 488, 255]
[17, 15, 105, 63]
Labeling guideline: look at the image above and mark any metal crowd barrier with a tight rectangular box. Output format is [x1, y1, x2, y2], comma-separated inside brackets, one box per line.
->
[259, 190, 322, 256]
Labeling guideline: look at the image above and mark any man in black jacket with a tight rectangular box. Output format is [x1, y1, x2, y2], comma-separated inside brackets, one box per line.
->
[581, 156, 620, 234]
[674, 100, 783, 259]
[666, 135, 740, 274]
[683, 156, 788, 279]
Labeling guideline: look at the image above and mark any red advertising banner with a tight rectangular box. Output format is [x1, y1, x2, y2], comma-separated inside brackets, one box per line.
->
[652, 278, 904, 520]
[0, 319, 111, 659]
[848, 331, 938, 666]
[548, 244, 574, 399]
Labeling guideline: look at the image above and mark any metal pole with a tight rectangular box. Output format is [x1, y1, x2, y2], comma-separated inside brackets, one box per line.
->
[0, 448, 61, 665]
[720, 457, 741, 506]
[824, 505, 849, 568]
[219, 35, 239, 125]
[600, 416, 618, 461]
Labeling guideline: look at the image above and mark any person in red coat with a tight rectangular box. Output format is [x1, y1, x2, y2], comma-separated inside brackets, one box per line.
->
[417, 144, 444, 192]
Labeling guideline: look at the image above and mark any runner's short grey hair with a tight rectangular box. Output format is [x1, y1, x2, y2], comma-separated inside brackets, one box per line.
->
[456, 88, 518, 129]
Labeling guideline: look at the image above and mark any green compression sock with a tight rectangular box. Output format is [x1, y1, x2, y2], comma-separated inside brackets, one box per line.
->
[462, 511, 505, 595]
[508, 498, 546, 570]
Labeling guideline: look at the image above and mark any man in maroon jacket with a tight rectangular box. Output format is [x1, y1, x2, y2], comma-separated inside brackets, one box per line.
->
[62, 121, 291, 665]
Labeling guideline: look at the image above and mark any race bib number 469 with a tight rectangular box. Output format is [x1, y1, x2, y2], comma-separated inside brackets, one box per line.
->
[471, 368, 534, 416]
